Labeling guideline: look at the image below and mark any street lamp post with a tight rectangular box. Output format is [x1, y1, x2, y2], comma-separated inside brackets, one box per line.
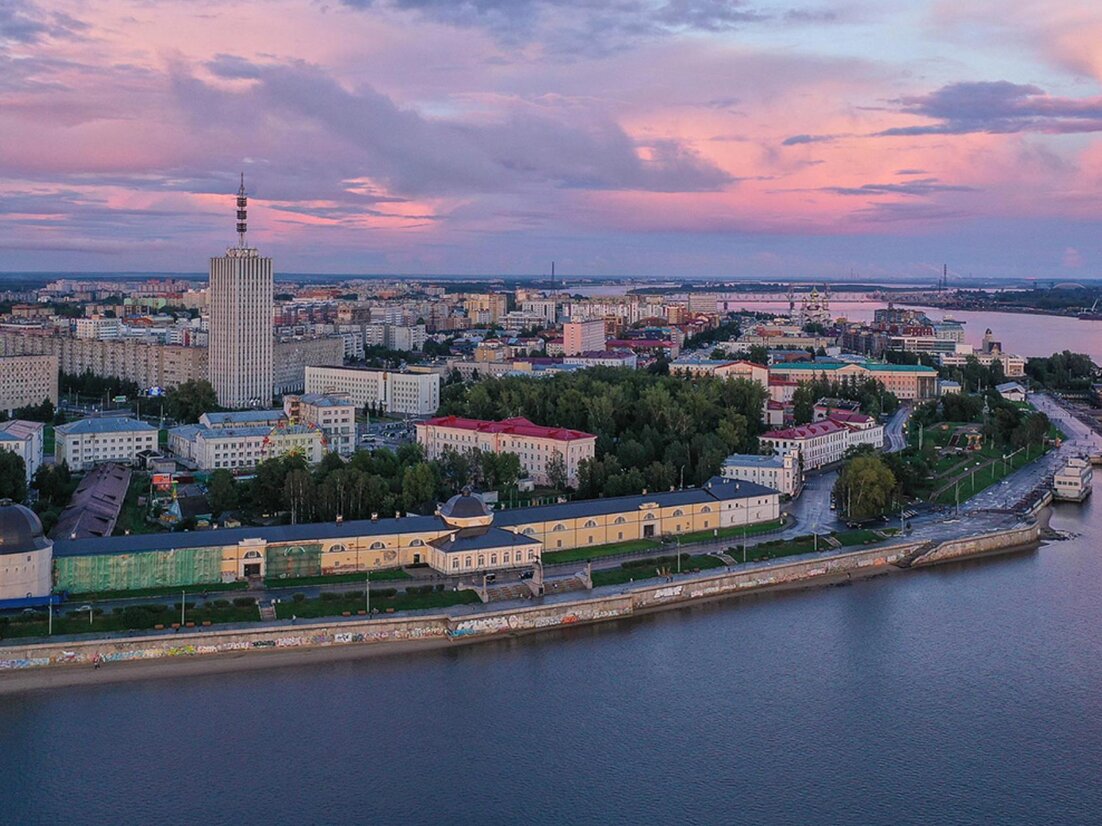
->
[365, 572, 370, 615]
[180, 590, 186, 626]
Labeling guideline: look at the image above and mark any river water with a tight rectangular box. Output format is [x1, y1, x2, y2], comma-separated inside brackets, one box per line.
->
[2, 498, 1100, 824]
[731, 300, 1102, 362]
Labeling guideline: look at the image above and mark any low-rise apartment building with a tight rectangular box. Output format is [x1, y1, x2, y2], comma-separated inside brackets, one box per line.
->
[0, 354, 58, 414]
[759, 420, 851, 470]
[563, 319, 606, 356]
[174, 424, 326, 471]
[284, 393, 357, 457]
[721, 450, 801, 497]
[0, 420, 45, 482]
[304, 365, 440, 416]
[416, 415, 596, 487]
[55, 417, 158, 470]
[759, 411, 885, 470]
[670, 358, 769, 389]
[768, 360, 939, 401]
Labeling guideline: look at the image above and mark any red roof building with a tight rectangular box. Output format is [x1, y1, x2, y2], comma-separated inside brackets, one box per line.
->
[416, 416, 596, 487]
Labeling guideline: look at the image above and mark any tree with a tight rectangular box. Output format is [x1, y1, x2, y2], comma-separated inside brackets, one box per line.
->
[206, 469, 238, 517]
[546, 452, 568, 490]
[0, 452, 27, 502]
[10, 399, 54, 423]
[833, 454, 896, 521]
[746, 345, 769, 366]
[283, 468, 315, 524]
[401, 462, 437, 514]
[251, 458, 288, 515]
[792, 383, 816, 425]
[165, 379, 219, 424]
[32, 462, 71, 506]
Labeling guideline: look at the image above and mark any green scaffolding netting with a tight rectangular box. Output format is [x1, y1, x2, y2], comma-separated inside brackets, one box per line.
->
[55, 547, 223, 593]
[264, 544, 322, 580]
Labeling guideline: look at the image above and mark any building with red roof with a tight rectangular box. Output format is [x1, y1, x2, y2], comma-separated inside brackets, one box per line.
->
[416, 416, 596, 486]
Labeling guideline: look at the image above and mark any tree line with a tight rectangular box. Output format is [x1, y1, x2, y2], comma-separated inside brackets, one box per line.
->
[437, 367, 768, 498]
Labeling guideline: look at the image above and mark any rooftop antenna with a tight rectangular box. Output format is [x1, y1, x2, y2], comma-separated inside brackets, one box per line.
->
[236, 172, 248, 248]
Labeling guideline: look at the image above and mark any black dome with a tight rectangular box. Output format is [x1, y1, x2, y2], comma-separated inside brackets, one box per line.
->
[438, 490, 491, 520]
[0, 500, 50, 556]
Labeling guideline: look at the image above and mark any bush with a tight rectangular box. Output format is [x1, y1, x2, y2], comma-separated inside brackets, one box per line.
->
[120, 606, 160, 629]
[232, 597, 256, 607]
[319, 591, 340, 601]
[292, 593, 306, 603]
[377, 588, 397, 599]
[212, 599, 231, 608]
[435, 583, 445, 592]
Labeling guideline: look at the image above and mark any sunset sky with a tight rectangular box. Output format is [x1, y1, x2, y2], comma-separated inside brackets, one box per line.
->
[3, 0, 1102, 279]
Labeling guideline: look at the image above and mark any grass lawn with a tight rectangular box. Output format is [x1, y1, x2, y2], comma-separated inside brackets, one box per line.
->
[542, 538, 661, 565]
[677, 518, 785, 545]
[832, 528, 885, 546]
[592, 553, 724, 587]
[274, 588, 480, 620]
[265, 569, 411, 588]
[0, 597, 263, 639]
[67, 581, 248, 601]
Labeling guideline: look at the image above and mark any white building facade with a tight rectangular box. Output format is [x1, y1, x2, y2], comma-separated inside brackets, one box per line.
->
[304, 366, 440, 416]
[0, 354, 58, 415]
[0, 420, 45, 482]
[721, 450, 801, 497]
[208, 179, 274, 408]
[416, 415, 596, 487]
[54, 417, 158, 470]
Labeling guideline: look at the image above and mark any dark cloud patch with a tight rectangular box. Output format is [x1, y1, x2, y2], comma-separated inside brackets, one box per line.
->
[877, 81, 1102, 136]
[782, 133, 836, 145]
[0, 0, 88, 45]
[852, 202, 972, 223]
[822, 178, 976, 197]
[655, 0, 766, 30]
[207, 54, 263, 80]
[169, 57, 735, 197]
[894, 168, 927, 175]
[340, 0, 841, 57]
[783, 8, 838, 23]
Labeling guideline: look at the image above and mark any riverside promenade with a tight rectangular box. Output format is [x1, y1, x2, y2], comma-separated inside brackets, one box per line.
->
[0, 512, 1043, 683]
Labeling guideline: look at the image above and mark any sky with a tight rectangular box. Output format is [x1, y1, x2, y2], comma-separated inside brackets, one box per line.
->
[2, 0, 1102, 280]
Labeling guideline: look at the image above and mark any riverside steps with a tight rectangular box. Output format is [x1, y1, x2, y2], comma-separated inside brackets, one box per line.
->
[0, 517, 1042, 675]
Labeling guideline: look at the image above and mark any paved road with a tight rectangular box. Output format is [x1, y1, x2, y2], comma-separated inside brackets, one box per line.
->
[885, 403, 912, 453]
[965, 392, 1101, 512]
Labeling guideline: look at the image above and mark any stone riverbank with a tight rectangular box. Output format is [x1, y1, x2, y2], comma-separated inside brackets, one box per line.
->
[0, 519, 1042, 682]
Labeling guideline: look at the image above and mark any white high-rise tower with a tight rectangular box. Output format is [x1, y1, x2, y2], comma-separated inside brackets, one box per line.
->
[209, 174, 273, 408]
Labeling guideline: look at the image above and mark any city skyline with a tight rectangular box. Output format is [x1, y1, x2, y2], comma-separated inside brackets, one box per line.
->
[3, 1, 1102, 279]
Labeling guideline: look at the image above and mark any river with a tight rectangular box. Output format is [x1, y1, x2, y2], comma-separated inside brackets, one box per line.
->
[2, 496, 1100, 824]
[725, 300, 1102, 362]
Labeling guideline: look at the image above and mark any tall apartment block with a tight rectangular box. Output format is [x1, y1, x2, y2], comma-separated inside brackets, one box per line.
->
[209, 175, 273, 408]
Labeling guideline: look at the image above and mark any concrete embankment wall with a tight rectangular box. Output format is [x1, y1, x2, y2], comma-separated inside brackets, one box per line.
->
[910, 522, 1040, 566]
[0, 525, 1038, 672]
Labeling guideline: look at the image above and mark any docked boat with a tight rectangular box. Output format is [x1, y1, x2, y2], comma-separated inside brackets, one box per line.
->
[1053, 457, 1093, 502]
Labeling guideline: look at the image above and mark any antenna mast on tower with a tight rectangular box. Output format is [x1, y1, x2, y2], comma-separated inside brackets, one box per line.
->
[236, 172, 248, 248]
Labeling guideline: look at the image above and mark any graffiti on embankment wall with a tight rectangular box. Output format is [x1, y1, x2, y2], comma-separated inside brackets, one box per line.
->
[1, 618, 452, 670]
[0, 526, 1039, 671]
